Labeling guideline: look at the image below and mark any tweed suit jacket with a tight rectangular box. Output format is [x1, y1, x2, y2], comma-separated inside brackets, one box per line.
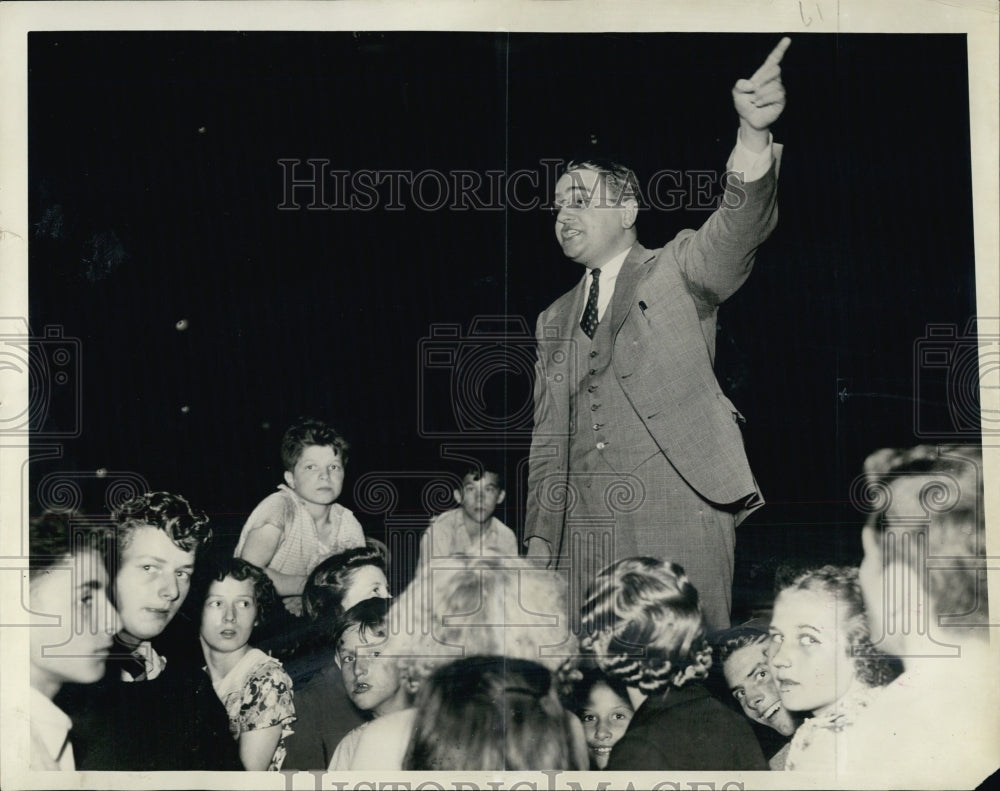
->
[525, 157, 779, 551]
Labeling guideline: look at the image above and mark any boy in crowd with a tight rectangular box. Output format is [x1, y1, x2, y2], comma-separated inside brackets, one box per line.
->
[58, 491, 240, 770]
[713, 624, 800, 769]
[236, 417, 365, 614]
[847, 445, 997, 785]
[327, 597, 416, 770]
[419, 462, 517, 566]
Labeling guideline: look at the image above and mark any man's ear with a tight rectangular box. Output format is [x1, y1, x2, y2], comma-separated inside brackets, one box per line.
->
[283, 470, 296, 489]
[453, 489, 462, 505]
[496, 490, 506, 505]
[621, 198, 639, 230]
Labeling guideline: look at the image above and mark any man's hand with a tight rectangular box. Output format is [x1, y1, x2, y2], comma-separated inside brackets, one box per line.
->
[733, 37, 790, 151]
[525, 536, 553, 569]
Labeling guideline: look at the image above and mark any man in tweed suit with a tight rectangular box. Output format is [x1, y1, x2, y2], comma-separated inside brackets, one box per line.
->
[525, 38, 789, 630]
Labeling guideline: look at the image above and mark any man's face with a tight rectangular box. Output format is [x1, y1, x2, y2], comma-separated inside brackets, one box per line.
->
[553, 168, 634, 269]
[284, 444, 345, 508]
[336, 624, 405, 717]
[115, 525, 196, 643]
[453, 472, 505, 526]
[723, 641, 798, 737]
[30, 549, 120, 696]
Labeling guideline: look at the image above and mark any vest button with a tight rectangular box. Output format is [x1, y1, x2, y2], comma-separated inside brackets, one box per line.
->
[592, 424, 600, 431]
[589, 368, 597, 375]
[590, 403, 600, 411]
[596, 441, 606, 450]
[587, 385, 597, 393]
[589, 350, 598, 358]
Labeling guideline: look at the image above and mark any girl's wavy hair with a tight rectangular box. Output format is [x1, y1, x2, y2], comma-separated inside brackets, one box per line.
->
[580, 557, 712, 695]
[403, 655, 586, 771]
[777, 565, 901, 687]
[302, 538, 388, 624]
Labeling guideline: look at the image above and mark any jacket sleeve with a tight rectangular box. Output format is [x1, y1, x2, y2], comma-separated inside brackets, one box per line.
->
[673, 154, 780, 308]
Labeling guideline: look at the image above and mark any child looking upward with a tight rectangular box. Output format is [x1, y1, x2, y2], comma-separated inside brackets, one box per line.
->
[419, 463, 517, 565]
[235, 418, 365, 614]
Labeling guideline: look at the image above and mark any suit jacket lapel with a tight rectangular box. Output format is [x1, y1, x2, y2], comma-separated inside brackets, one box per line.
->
[609, 243, 657, 337]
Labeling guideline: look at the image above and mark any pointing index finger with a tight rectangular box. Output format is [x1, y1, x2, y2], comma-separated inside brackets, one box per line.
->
[764, 37, 791, 67]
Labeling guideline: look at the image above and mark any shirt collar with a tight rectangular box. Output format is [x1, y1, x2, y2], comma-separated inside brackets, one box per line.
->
[584, 246, 631, 283]
[31, 687, 72, 762]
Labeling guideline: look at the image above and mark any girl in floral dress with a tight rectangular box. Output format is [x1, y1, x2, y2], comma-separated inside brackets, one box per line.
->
[200, 558, 295, 770]
[767, 565, 900, 772]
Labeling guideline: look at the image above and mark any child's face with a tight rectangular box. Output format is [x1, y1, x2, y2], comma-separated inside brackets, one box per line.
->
[115, 526, 196, 643]
[768, 588, 857, 717]
[578, 681, 633, 769]
[200, 575, 257, 654]
[30, 549, 120, 698]
[340, 564, 391, 612]
[723, 641, 798, 737]
[337, 624, 406, 717]
[284, 444, 345, 508]
[453, 472, 505, 525]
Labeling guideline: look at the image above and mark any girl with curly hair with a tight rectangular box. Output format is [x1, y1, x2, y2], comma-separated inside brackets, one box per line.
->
[580, 557, 766, 770]
[767, 564, 900, 772]
[199, 557, 295, 770]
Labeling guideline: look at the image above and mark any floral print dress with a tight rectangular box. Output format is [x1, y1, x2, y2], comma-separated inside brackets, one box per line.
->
[211, 647, 296, 771]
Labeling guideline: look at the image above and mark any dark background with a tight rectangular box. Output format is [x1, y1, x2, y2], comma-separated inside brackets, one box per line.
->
[28, 32, 978, 618]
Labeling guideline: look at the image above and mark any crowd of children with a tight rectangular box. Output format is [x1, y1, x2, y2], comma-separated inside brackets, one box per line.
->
[26, 419, 993, 784]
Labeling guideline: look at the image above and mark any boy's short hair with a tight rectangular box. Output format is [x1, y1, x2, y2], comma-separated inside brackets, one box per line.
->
[457, 461, 505, 491]
[861, 444, 985, 622]
[111, 491, 211, 555]
[713, 625, 769, 667]
[333, 596, 390, 648]
[29, 511, 111, 580]
[281, 417, 350, 471]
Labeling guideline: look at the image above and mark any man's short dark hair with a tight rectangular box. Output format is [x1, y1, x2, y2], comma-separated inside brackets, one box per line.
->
[563, 158, 640, 205]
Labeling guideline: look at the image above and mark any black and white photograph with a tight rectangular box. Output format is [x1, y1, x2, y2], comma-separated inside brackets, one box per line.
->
[1, 1, 998, 789]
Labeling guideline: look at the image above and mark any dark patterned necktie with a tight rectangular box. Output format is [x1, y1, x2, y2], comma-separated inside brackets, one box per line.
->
[580, 267, 601, 338]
